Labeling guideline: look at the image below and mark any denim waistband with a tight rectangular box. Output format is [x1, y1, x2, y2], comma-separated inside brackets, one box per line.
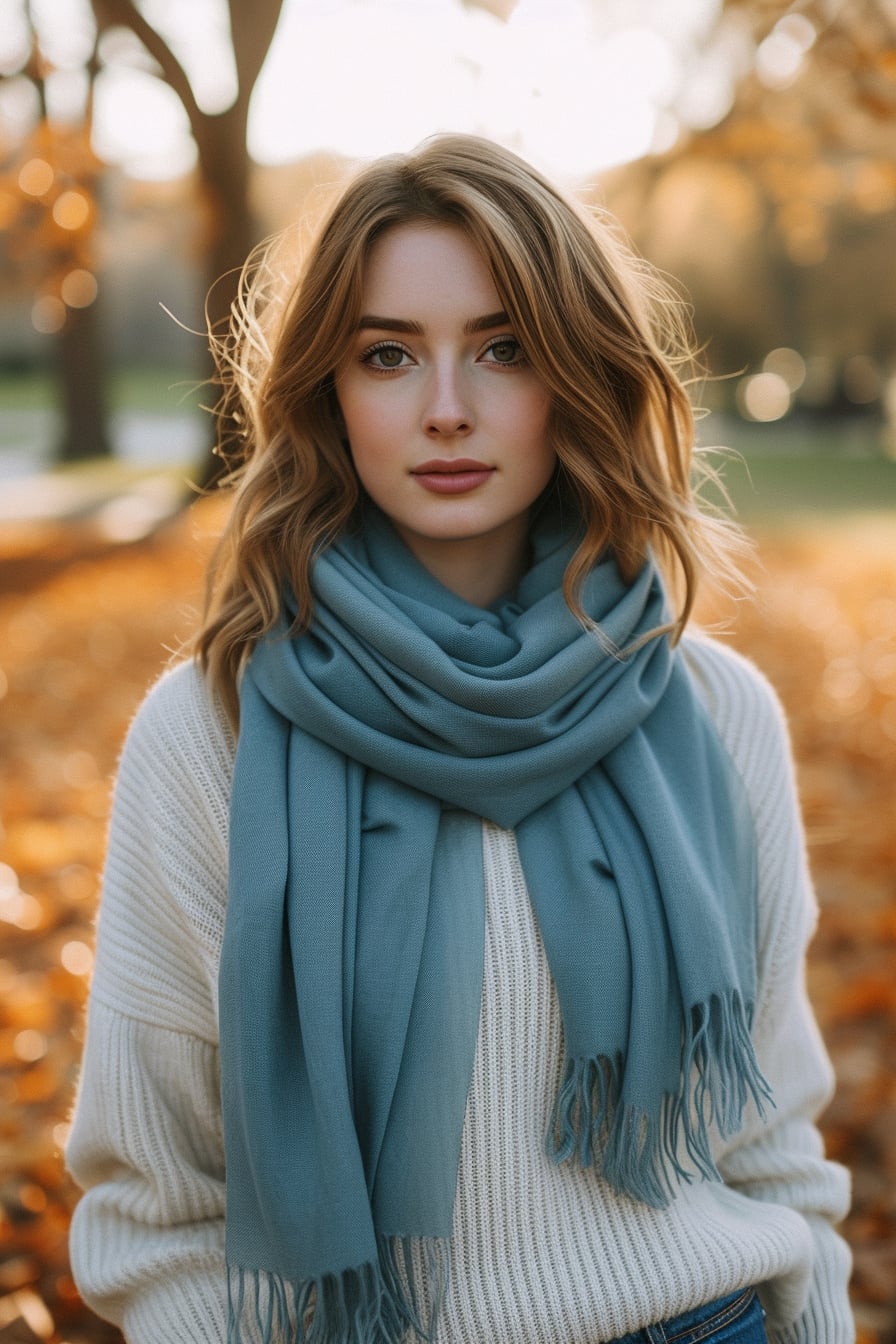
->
[604, 1287, 767, 1344]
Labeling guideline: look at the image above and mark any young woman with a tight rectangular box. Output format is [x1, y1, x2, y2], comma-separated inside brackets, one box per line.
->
[66, 135, 853, 1344]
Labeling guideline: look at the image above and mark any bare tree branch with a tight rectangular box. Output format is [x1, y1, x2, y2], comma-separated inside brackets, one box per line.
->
[90, 0, 204, 137]
[228, 0, 285, 111]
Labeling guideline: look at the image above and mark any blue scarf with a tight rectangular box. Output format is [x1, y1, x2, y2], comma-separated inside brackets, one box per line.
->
[221, 507, 770, 1344]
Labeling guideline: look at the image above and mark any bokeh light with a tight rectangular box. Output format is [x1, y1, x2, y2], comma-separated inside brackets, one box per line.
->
[0, 865, 44, 930]
[763, 347, 806, 392]
[0, 8, 30, 74]
[31, 295, 67, 335]
[17, 1183, 49, 1214]
[45, 66, 91, 124]
[13, 1029, 49, 1063]
[756, 14, 816, 90]
[53, 1122, 72, 1151]
[60, 268, 98, 308]
[737, 371, 792, 422]
[61, 750, 100, 788]
[30, 0, 96, 69]
[0, 74, 40, 139]
[60, 941, 95, 977]
[18, 157, 55, 197]
[52, 189, 91, 231]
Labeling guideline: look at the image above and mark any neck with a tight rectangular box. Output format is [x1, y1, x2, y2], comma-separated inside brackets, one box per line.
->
[393, 521, 530, 608]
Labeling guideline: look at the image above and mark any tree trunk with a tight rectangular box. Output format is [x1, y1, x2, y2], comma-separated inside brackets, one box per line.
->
[192, 103, 257, 489]
[55, 299, 113, 463]
[87, 0, 286, 489]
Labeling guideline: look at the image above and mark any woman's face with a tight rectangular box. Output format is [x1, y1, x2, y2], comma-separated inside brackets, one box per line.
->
[335, 222, 556, 603]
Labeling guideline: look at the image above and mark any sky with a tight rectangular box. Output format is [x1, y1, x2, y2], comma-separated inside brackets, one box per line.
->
[0, 0, 757, 185]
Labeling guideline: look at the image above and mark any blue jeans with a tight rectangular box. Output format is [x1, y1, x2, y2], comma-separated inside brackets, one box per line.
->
[605, 1288, 768, 1344]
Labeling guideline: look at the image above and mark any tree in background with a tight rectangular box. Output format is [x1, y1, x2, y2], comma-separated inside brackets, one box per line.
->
[90, 0, 283, 338]
[89, 0, 285, 483]
[0, 2, 112, 461]
[2, 0, 285, 477]
[693, 0, 896, 263]
[606, 0, 896, 412]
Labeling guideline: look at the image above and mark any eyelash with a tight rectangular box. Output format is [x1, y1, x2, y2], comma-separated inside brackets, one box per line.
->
[360, 340, 413, 372]
[482, 337, 526, 367]
[358, 336, 527, 373]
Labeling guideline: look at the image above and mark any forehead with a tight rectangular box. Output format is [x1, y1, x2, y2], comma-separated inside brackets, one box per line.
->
[361, 223, 501, 313]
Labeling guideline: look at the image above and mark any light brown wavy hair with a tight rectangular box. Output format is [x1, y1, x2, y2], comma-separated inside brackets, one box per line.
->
[196, 133, 746, 727]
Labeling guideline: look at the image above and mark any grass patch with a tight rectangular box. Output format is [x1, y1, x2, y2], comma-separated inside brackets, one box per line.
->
[111, 367, 209, 414]
[707, 452, 896, 520]
[0, 367, 207, 415]
[0, 371, 55, 412]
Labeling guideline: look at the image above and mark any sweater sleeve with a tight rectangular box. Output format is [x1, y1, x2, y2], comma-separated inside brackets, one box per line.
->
[66, 663, 234, 1343]
[684, 637, 853, 1344]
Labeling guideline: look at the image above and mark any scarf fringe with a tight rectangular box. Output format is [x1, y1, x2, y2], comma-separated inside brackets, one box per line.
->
[227, 1237, 449, 1344]
[546, 993, 773, 1209]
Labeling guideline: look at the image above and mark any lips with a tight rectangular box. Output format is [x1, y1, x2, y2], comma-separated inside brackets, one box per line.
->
[411, 459, 495, 495]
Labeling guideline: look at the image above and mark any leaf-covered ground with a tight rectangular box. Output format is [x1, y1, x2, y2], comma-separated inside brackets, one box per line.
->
[0, 500, 894, 1343]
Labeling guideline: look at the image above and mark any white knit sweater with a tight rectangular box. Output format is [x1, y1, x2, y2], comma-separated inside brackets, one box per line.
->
[66, 635, 853, 1344]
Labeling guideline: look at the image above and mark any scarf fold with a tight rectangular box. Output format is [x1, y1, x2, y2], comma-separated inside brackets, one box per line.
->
[221, 506, 770, 1344]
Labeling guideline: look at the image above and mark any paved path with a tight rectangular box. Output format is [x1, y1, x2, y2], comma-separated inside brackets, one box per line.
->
[0, 411, 206, 543]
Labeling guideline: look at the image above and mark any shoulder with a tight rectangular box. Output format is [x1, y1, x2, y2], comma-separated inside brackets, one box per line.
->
[127, 657, 234, 751]
[122, 658, 235, 780]
[90, 662, 232, 1037]
[681, 631, 792, 784]
[681, 631, 805, 863]
[681, 630, 786, 728]
[114, 659, 236, 849]
[682, 631, 818, 960]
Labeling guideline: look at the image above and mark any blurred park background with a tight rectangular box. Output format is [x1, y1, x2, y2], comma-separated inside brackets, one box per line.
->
[1, 0, 895, 1340]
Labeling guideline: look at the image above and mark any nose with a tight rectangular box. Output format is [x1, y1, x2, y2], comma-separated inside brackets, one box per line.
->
[423, 363, 473, 437]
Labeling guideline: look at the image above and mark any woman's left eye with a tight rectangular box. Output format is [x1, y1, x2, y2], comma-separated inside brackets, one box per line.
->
[482, 338, 524, 365]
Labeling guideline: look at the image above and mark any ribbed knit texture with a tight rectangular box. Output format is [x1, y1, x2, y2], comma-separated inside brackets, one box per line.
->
[66, 635, 854, 1344]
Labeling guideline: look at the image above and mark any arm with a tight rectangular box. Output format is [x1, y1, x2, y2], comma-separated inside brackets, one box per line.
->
[686, 637, 853, 1344]
[67, 664, 233, 1343]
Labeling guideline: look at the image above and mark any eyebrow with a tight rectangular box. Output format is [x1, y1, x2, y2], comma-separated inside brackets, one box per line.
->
[356, 311, 512, 335]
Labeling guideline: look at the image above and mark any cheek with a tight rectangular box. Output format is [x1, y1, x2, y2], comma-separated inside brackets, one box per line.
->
[336, 397, 396, 497]
[517, 388, 555, 461]
[337, 384, 402, 460]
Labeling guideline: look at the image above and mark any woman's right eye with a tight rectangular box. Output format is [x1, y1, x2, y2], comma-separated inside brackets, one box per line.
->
[361, 342, 412, 370]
